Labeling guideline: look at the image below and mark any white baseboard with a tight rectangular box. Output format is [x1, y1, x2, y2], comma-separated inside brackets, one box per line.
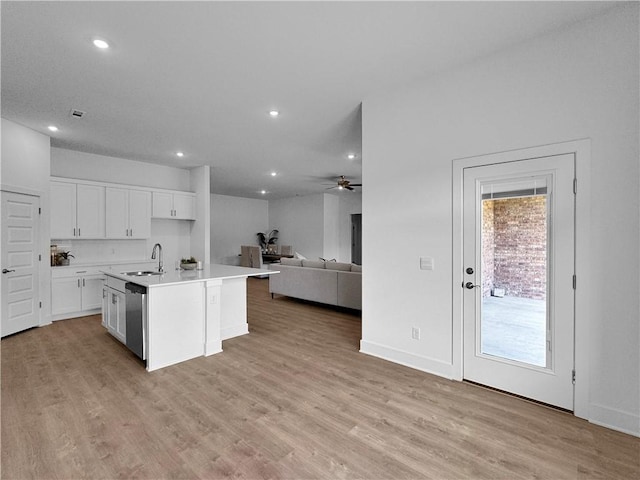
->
[51, 309, 101, 322]
[589, 403, 640, 437]
[204, 341, 223, 356]
[360, 340, 453, 379]
[221, 323, 249, 341]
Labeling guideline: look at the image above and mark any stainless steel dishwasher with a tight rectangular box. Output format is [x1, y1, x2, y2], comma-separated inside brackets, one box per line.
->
[125, 282, 147, 360]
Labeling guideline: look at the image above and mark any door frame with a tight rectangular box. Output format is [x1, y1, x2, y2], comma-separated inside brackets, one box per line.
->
[452, 139, 591, 420]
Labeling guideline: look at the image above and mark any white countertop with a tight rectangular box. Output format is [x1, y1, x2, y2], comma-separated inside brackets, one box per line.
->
[103, 263, 278, 288]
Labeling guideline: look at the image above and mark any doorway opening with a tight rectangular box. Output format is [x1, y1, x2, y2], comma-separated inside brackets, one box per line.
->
[351, 214, 362, 265]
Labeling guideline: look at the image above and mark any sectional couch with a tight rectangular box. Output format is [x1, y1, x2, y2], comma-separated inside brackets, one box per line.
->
[268, 258, 362, 310]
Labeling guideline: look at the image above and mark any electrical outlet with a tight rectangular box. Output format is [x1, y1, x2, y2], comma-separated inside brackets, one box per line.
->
[412, 327, 420, 340]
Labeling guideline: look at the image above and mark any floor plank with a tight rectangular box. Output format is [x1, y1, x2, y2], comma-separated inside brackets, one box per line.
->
[2, 278, 638, 479]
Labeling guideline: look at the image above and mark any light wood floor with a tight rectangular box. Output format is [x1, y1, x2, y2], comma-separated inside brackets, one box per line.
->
[2, 278, 638, 479]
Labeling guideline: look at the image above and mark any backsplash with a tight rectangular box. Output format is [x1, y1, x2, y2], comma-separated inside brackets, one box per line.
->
[50, 239, 149, 266]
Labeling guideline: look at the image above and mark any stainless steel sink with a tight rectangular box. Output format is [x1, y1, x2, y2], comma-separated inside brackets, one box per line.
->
[122, 271, 163, 276]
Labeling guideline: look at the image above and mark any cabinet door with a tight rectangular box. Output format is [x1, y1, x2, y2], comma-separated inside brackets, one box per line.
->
[128, 190, 151, 238]
[51, 277, 82, 315]
[50, 181, 77, 239]
[76, 184, 105, 238]
[105, 187, 129, 238]
[101, 287, 109, 327]
[107, 290, 118, 332]
[81, 275, 105, 310]
[116, 291, 126, 342]
[173, 193, 196, 220]
[152, 192, 173, 218]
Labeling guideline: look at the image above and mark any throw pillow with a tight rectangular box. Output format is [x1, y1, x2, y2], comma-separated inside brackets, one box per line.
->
[325, 262, 352, 271]
[302, 259, 326, 269]
[295, 251, 307, 260]
[281, 258, 302, 267]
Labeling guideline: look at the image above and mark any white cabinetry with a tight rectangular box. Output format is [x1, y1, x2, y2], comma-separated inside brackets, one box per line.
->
[51, 181, 105, 239]
[51, 268, 106, 320]
[152, 191, 196, 220]
[103, 277, 127, 344]
[105, 187, 151, 239]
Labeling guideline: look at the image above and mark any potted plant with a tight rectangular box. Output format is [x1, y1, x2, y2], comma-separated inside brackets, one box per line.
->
[55, 251, 74, 266]
[256, 229, 278, 253]
[180, 256, 198, 270]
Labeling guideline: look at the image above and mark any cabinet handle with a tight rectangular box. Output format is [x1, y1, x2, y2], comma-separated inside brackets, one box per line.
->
[73, 227, 76, 237]
[77, 279, 81, 288]
[130, 228, 133, 237]
[78, 228, 81, 237]
[82, 278, 85, 287]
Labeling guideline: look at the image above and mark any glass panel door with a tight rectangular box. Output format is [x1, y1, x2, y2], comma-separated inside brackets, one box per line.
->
[479, 178, 549, 368]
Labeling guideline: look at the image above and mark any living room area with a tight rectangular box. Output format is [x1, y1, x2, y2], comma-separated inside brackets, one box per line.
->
[210, 190, 362, 270]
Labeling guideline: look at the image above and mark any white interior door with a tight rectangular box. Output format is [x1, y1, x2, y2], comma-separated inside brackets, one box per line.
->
[1, 191, 40, 337]
[463, 154, 575, 410]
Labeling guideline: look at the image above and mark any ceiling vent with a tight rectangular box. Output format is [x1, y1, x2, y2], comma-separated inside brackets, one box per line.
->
[69, 109, 86, 118]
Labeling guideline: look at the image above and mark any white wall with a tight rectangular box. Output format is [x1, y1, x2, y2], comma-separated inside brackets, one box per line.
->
[323, 194, 340, 260]
[210, 194, 268, 265]
[1, 118, 52, 325]
[269, 194, 325, 260]
[362, 5, 639, 435]
[51, 148, 191, 191]
[190, 165, 211, 264]
[268, 192, 360, 262]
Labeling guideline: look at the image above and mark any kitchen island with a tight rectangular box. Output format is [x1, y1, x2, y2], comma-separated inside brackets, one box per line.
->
[103, 264, 277, 371]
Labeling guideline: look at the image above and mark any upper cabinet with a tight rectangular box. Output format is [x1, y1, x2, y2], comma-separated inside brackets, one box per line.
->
[51, 181, 105, 239]
[105, 187, 151, 239]
[152, 191, 196, 220]
[51, 177, 195, 240]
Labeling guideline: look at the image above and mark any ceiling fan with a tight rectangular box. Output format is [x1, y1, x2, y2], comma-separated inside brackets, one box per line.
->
[325, 175, 362, 191]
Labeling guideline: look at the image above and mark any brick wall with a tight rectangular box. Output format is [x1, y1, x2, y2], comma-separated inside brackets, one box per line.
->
[482, 196, 547, 300]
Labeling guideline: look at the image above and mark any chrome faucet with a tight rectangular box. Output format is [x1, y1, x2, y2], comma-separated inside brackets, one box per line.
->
[151, 243, 163, 273]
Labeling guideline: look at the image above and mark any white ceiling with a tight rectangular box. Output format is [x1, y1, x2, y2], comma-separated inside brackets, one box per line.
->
[1, 1, 614, 199]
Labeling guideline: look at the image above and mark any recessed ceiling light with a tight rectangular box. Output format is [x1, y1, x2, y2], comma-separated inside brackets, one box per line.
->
[261, 190, 267, 195]
[93, 39, 109, 49]
[347, 153, 356, 160]
[48, 125, 58, 132]
[176, 152, 184, 157]
[270, 172, 277, 177]
[269, 110, 279, 118]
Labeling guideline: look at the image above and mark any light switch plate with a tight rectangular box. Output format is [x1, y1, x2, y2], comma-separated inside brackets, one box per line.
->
[420, 256, 434, 270]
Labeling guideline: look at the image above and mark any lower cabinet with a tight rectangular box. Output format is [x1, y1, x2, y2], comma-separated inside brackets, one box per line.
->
[51, 271, 105, 320]
[102, 285, 126, 344]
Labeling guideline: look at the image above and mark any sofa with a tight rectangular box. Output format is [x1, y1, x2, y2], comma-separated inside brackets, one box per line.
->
[268, 258, 362, 310]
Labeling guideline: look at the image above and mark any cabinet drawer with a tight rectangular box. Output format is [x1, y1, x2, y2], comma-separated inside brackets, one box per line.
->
[106, 276, 127, 293]
[52, 267, 104, 278]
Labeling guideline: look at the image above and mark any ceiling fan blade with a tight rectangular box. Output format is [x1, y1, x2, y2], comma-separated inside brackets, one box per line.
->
[349, 183, 362, 187]
[345, 186, 354, 191]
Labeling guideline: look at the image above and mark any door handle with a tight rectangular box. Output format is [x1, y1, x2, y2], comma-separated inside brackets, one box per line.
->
[2, 269, 15, 274]
[465, 282, 480, 289]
